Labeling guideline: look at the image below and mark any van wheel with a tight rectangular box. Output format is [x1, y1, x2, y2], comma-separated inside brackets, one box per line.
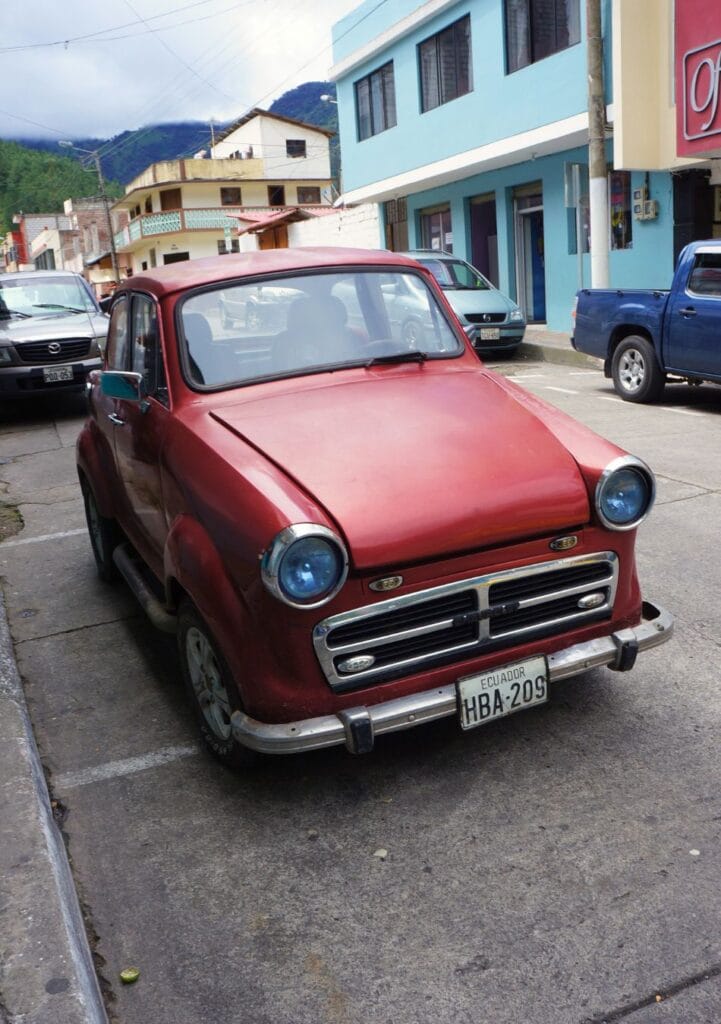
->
[177, 600, 257, 769]
[611, 336, 665, 403]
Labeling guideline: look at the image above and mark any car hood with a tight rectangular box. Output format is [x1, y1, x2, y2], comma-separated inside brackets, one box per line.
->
[210, 369, 590, 569]
[442, 288, 517, 319]
[0, 312, 108, 342]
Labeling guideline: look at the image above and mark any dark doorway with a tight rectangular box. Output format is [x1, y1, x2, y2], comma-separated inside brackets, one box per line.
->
[267, 185, 286, 206]
[470, 195, 498, 285]
[162, 251, 190, 264]
[673, 170, 713, 264]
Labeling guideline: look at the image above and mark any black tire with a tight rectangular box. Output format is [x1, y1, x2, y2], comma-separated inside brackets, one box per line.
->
[81, 481, 120, 582]
[611, 336, 665, 403]
[177, 600, 257, 769]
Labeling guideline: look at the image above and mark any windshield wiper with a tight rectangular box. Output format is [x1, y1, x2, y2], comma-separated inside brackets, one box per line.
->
[0, 308, 31, 319]
[33, 303, 87, 314]
[365, 350, 428, 367]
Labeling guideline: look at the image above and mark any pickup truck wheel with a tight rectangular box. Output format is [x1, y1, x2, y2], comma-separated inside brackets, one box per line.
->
[81, 483, 120, 582]
[177, 601, 257, 769]
[611, 336, 665, 403]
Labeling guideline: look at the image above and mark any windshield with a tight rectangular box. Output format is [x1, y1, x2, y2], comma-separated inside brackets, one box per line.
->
[179, 269, 462, 389]
[417, 258, 491, 291]
[0, 276, 98, 319]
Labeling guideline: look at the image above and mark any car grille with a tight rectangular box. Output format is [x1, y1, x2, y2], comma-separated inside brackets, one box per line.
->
[313, 552, 618, 692]
[16, 339, 91, 363]
[465, 313, 507, 325]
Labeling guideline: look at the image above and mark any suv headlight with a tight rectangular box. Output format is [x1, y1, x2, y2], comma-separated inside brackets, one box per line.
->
[595, 456, 655, 531]
[509, 309, 525, 322]
[0, 347, 13, 364]
[261, 524, 348, 608]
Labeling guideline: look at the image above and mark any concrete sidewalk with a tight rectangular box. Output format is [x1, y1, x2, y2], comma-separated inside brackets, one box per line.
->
[0, 329, 597, 1024]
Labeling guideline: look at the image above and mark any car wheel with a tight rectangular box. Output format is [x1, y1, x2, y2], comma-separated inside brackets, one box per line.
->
[402, 318, 426, 349]
[245, 304, 262, 330]
[81, 480, 120, 582]
[177, 600, 256, 769]
[611, 336, 665, 403]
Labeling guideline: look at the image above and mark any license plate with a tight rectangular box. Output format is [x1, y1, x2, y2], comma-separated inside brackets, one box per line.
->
[479, 327, 500, 340]
[42, 366, 74, 383]
[457, 656, 548, 730]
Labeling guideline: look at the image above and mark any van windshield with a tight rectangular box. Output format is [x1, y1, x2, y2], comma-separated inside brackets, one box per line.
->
[417, 258, 491, 291]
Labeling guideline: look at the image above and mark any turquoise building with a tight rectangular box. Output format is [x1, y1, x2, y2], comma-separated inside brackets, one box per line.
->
[330, 0, 714, 332]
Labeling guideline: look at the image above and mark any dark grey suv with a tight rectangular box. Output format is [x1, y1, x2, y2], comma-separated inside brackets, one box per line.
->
[0, 270, 107, 397]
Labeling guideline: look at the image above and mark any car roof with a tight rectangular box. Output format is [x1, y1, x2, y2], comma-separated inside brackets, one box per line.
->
[401, 250, 457, 260]
[0, 269, 84, 282]
[118, 247, 426, 299]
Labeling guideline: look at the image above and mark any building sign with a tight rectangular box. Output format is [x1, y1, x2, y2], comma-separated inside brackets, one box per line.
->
[677, 0, 721, 156]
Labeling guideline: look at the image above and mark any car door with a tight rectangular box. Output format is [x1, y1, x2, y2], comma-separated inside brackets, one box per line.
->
[664, 249, 721, 378]
[111, 292, 170, 576]
[92, 294, 129, 497]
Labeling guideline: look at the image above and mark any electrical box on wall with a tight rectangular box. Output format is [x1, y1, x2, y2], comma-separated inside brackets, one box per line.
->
[632, 185, 657, 221]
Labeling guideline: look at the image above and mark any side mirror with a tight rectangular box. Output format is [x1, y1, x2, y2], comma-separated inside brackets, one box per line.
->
[100, 370, 147, 403]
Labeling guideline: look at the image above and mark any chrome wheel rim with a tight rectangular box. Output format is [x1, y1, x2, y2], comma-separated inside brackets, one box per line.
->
[618, 348, 646, 392]
[185, 626, 232, 741]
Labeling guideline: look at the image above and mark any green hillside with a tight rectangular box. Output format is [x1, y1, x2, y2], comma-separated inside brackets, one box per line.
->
[0, 140, 122, 234]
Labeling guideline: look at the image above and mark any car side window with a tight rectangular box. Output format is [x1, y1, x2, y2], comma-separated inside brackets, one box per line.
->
[105, 295, 130, 370]
[131, 294, 164, 397]
[688, 253, 721, 297]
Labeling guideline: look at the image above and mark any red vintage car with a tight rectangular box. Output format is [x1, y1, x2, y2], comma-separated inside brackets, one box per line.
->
[77, 248, 673, 767]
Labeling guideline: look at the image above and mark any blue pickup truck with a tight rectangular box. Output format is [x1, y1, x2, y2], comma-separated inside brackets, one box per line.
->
[571, 239, 721, 402]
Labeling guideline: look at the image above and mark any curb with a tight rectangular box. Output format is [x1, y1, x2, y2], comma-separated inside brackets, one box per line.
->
[0, 594, 108, 1024]
[517, 338, 604, 370]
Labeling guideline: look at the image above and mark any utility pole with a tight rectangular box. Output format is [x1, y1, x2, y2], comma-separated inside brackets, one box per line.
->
[586, 0, 609, 287]
[59, 142, 120, 286]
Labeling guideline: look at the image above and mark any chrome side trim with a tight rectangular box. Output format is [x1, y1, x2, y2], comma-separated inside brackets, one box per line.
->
[313, 552, 619, 691]
[231, 601, 674, 755]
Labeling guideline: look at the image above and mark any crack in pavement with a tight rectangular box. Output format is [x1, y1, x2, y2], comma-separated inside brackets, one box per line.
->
[13, 613, 143, 645]
[582, 961, 721, 1022]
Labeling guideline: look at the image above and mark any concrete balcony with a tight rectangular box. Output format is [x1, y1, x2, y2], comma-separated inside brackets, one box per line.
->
[124, 158, 265, 193]
[113, 207, 243, 251]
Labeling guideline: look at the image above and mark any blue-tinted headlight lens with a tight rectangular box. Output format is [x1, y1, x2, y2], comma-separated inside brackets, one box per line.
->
[278, 537, 342, 602]
[599, 468, 650, 525]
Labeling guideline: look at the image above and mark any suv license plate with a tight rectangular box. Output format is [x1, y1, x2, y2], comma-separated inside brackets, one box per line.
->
[479, 327, 500, 340]
[457, 656, 548, 730]
[43, 366, 74, 383]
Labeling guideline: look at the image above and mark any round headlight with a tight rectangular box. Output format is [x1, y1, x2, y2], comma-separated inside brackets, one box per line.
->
[595, 456, 655, 531]
[261, 524, 348, 608]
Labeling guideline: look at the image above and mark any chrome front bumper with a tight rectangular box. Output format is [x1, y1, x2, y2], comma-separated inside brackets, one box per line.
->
[231, 601, 673, 756]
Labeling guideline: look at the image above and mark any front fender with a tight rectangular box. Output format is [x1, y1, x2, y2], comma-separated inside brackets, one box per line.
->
[76, 419, 117, 518]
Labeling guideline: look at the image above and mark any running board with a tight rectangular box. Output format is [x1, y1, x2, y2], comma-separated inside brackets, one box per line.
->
[112, 543, 177, 634]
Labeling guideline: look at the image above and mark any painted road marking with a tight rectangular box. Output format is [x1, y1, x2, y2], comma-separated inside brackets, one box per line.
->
[662, 407, 703, 417]
[0, 528, 87, 549]
[544, 386, 579, 395]
[598, 396, 624, 403]
[54, 745, 201, 791]
[568, 370, 600, 376]
[511, 373, 547, 379]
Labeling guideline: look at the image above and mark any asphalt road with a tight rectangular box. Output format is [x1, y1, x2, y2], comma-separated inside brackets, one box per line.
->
[1, 363, 720, 1024]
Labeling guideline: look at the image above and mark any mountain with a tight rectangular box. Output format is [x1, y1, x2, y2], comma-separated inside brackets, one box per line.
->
[9, 81, 339, 187]
[0, 81, 340, 231]
[0, 140, 122, 235]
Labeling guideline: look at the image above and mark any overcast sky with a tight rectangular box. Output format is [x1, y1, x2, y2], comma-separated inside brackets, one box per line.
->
[1, 0, 361, 141]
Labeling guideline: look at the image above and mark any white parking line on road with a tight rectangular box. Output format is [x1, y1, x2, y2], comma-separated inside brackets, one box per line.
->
[568, 371, 599, 376]
[54, 744, 201, 790]
[598, 396, 624, 403]
[1, 528, 86, 549]
[662, 407, 703, 417]
[510, 373, 547, 379]
[544, 386, 579, 395]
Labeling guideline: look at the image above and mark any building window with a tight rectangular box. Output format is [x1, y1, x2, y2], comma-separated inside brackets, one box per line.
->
[286, 139, 306, 158]
[267, 185, 286, 206]
[355, 62, 397, 141]
[419, 206, 452, 252]
[418, 16, 472, 113]
[505, 0, 580, 74]
[160, 188, 182, 211]
[217, 238, 240, 255]
[144, 195, 153, 214]
[220, 187, 242, 206]
[297, 186, 321, 204]
[609, 170, 632, 250]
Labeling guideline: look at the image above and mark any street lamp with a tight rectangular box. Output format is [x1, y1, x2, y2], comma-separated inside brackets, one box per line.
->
[59, 141, 120, 285]
[320, 94, 337, 105]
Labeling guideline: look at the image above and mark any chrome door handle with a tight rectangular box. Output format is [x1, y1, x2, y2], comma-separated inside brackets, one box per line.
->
[108, 413, 125, 426]
[680, 307, 697, 317]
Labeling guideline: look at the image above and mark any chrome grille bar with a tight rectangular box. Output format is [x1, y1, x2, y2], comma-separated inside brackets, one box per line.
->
[313, 552, 619, 693]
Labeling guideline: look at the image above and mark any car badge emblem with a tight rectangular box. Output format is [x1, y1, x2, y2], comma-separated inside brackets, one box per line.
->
[482, 313, 491, 323]
[337, 654, 376, 674]
[48, 342, 62, 355]
[369, 575, 403, 593]
[549, 535, 578, 552]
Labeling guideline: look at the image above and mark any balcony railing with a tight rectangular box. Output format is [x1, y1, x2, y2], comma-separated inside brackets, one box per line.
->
[113, 207, 244, 250]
